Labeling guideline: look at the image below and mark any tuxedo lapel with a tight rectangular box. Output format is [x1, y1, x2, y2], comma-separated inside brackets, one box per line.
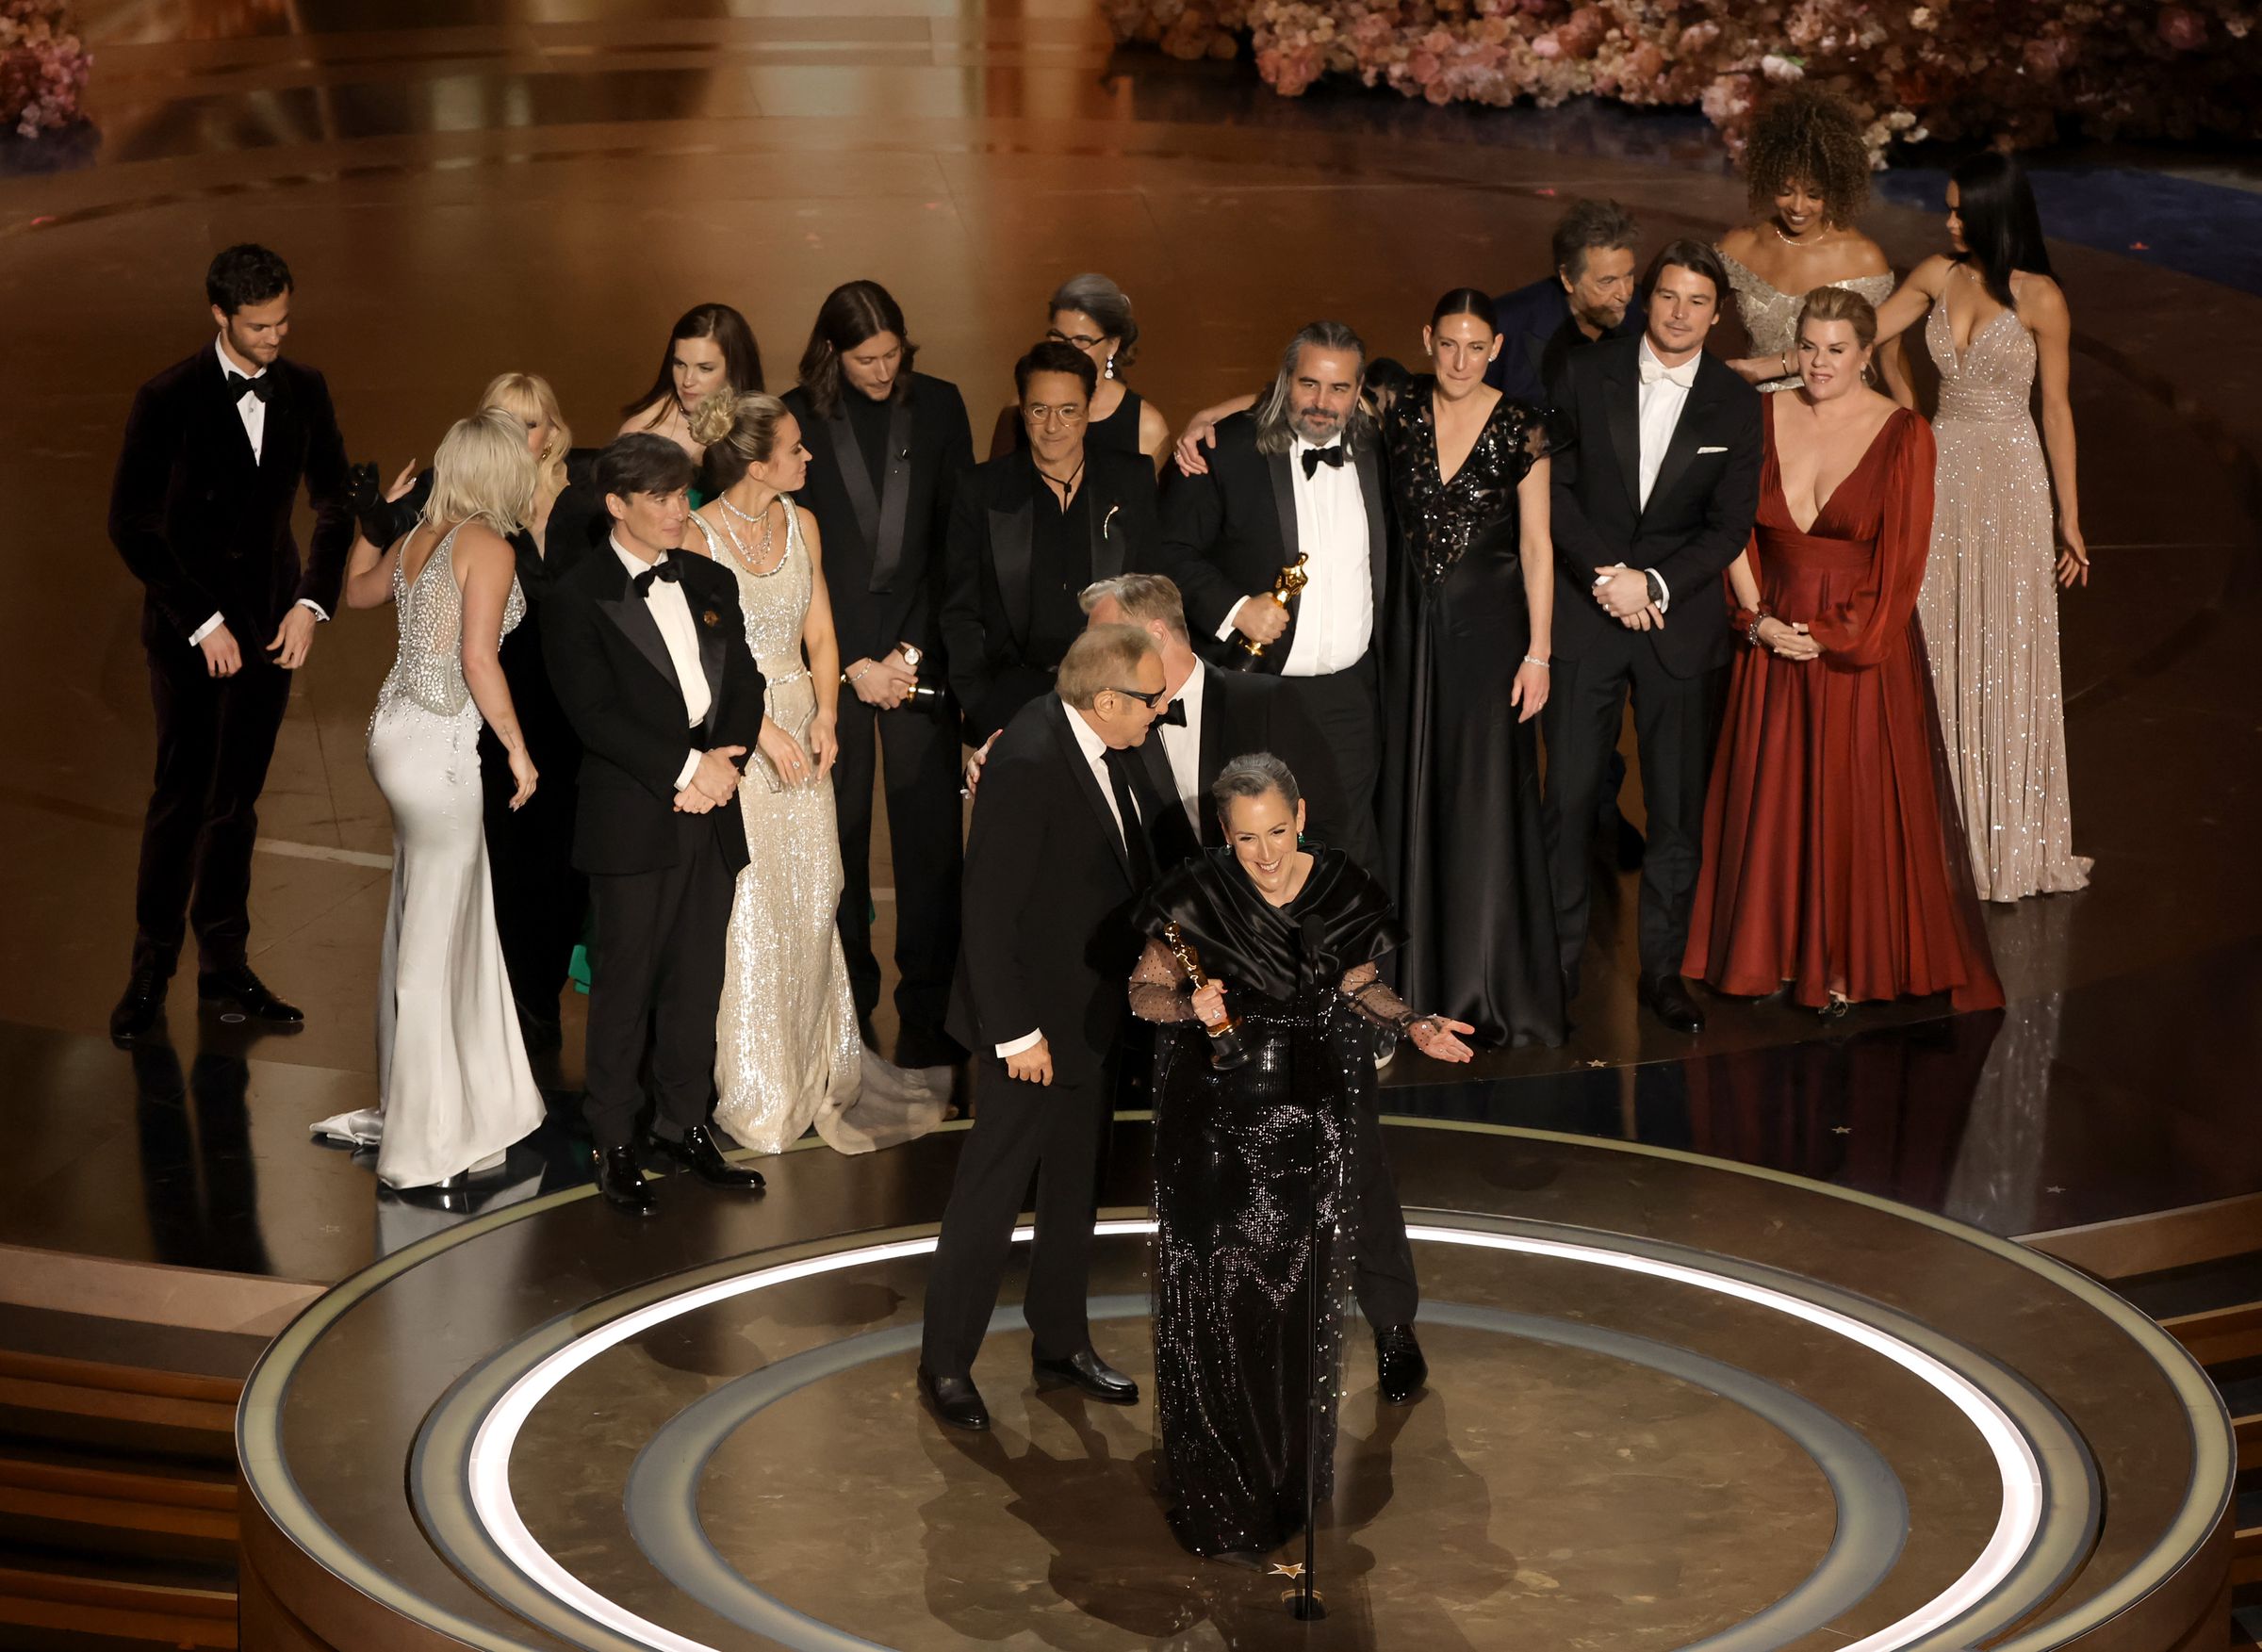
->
[205, 352, 259, 478]
[1354, 443, 1387, 618]
[690, 566, 729, 741]
[595, 555, 681, 699]
[1265, 447, 1302, 567]
[1197, 665, 1228, 848]
[1047, 698, 1132, 886]
[1601, 349, 1644, 520]
[821, 407, 881, 558]
[991, 460, 1037, 649]
[872, 394, 915, 593]
[1641, 363, 1726, 523]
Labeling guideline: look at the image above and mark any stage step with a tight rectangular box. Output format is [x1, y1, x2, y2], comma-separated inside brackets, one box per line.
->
[0, 1562, 235, 1650]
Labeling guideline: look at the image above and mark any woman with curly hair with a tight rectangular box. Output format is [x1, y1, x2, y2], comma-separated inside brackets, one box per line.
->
[1716, 86, 1901, 394]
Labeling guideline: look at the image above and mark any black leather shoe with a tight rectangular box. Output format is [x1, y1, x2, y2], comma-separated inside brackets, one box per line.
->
[1375, 1324, 1428, 1405]
[109, 971, 167, 1045]
[1033, 1347, 1139, 1405]
[1637, 972, 1706, 1034]
[918, 1366, 991, 1431]
[649, 1124, 765, 1190]
[196, 963, 303, 1026]
[594, 1145, 656, 1216]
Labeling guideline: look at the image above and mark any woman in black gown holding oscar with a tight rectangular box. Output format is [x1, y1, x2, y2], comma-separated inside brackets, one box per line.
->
[1129, 754, 1472, 1564]
[1377, 287, 1565, 1048]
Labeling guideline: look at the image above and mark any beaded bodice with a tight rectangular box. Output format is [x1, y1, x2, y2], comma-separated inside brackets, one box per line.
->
[1926, 300, 2037, 425]
[1722, 252, 1897, 391]
[375, 524, 524, 720]
[691, 499, 811, 684]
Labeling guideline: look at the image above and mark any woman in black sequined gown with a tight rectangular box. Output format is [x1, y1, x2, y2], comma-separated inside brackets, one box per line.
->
[1378, 288, 1567, 1048]
[1129, 756, 1472, 1562]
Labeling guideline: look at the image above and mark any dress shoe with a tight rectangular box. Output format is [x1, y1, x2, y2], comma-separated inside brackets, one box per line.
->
[594, 1145, 656, 1216]
[917, 1366, 991, 1431]
[1637, 972, 1706, 1034]
[1375, 1324, 1428, 1405]
[649, 1123, 765, 1190]
[1033, 1347, 1139, 1404]
[109, 971, 167, 1045]
[197, 963, 303, 1026]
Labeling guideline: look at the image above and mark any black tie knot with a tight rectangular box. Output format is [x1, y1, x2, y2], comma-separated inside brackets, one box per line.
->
[1301, 443, 1346, 479]
[1156, 698, 1188, 728]
[632, 556, 682, 597]
[231, 372, 272, 404]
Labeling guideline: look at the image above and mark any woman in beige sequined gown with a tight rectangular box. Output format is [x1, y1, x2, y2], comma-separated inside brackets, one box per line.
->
[687, 394, 946, 1153]
[1716, 88, 1904, 395]
[1876, 153, 2092, 901]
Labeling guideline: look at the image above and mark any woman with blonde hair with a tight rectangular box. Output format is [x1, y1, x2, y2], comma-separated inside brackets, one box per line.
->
[322, 407, 548, 1188]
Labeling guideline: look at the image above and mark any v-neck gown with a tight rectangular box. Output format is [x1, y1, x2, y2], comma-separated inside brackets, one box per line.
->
[1682, 401, 2002, 1012]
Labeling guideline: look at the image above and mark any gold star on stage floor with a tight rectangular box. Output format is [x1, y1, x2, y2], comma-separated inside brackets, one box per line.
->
[1584, 1058, 1609, 1069]
[1270, 1562, 1306, 1579]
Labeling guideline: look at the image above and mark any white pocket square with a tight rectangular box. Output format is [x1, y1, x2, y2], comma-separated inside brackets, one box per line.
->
[1697, 445, 1729, 454]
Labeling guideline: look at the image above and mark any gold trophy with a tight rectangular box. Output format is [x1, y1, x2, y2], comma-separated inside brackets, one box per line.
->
[1162, 921, 1247, 1071]
[1224, 554, 1310, 672]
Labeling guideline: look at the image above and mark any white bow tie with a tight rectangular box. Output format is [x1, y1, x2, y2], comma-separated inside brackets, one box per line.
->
[1639, 352, 1699, 389]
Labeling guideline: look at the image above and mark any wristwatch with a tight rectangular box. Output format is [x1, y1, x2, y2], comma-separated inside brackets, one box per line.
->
[895, 643, 924, 668]
[1643, 569, 1666, 607]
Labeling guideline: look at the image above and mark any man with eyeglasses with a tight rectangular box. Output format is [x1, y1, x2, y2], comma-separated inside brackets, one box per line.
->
[940, 340, 1163, 743]
[919, 623, 1169, 1431]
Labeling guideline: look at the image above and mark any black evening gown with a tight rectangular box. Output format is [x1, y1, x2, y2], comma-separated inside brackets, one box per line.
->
[1132, 848, 1407, 1558]
[1379, 381, 1566, 1047]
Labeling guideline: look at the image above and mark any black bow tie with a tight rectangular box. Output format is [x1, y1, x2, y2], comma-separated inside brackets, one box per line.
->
[631, 556, 682, 597]
[228, 371, 272, 404]
[1300, 443, 1346, 479]
[1156, 698, 1188, 728]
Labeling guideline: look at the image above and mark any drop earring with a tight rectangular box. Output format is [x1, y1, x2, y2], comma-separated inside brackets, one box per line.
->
[1105, 354, 1116, 381]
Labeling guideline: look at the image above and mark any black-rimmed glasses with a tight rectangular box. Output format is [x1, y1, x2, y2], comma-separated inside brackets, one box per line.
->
[1105, 684, 1170, 712]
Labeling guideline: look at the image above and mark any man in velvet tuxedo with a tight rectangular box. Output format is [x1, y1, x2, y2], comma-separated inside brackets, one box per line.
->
[918, 624, 1168, 1431]
[941, 340, 1162, 745]
[541, 435, 772, 1215]
[107, 244, 354, 1043]
[1544, 241, 1763, 1034]
[782, 282, 975, 1068]
[1154, 321, 1389, 875]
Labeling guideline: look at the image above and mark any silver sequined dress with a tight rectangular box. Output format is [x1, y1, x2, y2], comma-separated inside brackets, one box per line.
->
[1920, 294, 2090, 900]
[696, 507, 939, 1154]
[1722, 252, 1897, 392]
[360, 525, 544, 1188]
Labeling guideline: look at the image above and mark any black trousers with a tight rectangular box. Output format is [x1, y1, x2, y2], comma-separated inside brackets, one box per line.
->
[1541, 639, 1724, 980]
[582, 814, 736, 1153]
[1276, 650, 1383, 875]
[831, 694, 963, 1059]
[1350, 1095, 1419, 1331]
[921, 1058, 1110, 1379]
[131, 645, 293, 978]
[477, 721, 585, 1019]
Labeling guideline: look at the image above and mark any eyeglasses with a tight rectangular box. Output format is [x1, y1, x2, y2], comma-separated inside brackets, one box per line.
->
[1046, 328, 1106, 352]
[1024, 404, 1086, 427]
[1105, 684, 1169, 712]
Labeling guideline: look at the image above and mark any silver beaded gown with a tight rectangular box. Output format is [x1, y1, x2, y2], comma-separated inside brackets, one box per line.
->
[360, 525, 545, 1188]
[1721, 252, 1897, 392]
[1920, 292, 2091, 900]
[692, 507, 941, 1154]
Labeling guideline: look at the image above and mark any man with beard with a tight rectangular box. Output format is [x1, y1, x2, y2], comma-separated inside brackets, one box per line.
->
[1486, 197, 1646, 403]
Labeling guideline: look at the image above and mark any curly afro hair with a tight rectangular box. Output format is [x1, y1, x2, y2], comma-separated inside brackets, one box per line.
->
[1743, 85, 1873, 227]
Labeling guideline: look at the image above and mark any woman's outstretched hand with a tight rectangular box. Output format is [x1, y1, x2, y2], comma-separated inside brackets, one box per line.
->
[1407, 1015, 1476, 1064]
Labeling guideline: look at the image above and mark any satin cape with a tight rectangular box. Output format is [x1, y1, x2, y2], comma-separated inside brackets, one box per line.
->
[1134, 845, 1407, 1007]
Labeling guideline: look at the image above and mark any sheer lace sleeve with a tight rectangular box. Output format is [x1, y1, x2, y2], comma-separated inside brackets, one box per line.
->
[1338, 961, 1417, 1029]
[1128, 938, 1200, 1023]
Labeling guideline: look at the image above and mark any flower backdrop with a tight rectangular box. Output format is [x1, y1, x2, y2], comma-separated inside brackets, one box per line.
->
[1105, 0, 2262, 159]
[1, 0, 90, 138]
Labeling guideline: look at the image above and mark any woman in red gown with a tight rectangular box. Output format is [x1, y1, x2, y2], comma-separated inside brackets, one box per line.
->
[1684, 287, 2002, 1016]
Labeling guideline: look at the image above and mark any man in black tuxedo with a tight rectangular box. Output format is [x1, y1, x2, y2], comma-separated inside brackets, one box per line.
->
[107, 244, 354, 1042]
[1154, 321, 1388, 875]
[541, 434, 775, 1215]
[1484, 197, 1646, 404]
[1544, 240, 1763, 1034]
[783, 283, 975, 1068]
[918, 624, 1169, 1431]
[941, 340, 1161, 745]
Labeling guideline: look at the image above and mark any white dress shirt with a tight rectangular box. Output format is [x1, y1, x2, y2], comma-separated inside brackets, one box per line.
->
[996, 703, 1134, 1059]
[1216, 435, 1373, 676]
[188, 336, 329, 647]
[1153, 661, 1207, 837]
[1603, 336, 1702, 613]
[612, 535, 712, 792]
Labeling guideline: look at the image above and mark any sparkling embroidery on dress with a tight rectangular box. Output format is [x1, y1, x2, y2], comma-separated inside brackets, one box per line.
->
[1381, 386, 1553, 586]
[368, 523, 524, 785]
[1721, 253, 1897, 392]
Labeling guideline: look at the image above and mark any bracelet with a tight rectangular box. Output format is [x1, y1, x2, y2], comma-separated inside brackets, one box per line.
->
[1522, 655, 1549, 668]
[1779, 351, 1795, 379]
[844, 662, 874, 686]
[1747, 614, 1764, 646]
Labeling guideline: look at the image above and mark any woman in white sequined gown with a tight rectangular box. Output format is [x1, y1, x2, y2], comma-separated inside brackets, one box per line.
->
[686, 393, 945, 1154]
[1875, 152, 2092, 901]
[334, 410, 547, 1188]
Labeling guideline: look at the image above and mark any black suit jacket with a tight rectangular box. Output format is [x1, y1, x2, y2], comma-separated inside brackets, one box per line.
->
[1137, 662, 1344, 867]
[783, 373, 974, 669]
[107, 347, 354, 649]
[940, 446, 1163, 741]
[1154, 411, 1388, 673]
[946, 695, 1150, 1085]
[541, 543, 768, 875]
[1549, 337, 1763, 678]
[1484, 275, 1646, 402]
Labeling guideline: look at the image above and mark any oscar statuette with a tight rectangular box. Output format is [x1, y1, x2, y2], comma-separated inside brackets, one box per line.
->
[1222, 554, 1310, 673]
[1161, 922, 1247, 1071]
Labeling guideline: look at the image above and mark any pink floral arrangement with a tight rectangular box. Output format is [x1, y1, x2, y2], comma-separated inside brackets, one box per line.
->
[1104, 0, 2262, 158]
[1, 0, 90, 139]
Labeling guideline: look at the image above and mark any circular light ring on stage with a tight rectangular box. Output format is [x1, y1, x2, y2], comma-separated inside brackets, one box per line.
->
[401, 1213, 2099, 1652]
